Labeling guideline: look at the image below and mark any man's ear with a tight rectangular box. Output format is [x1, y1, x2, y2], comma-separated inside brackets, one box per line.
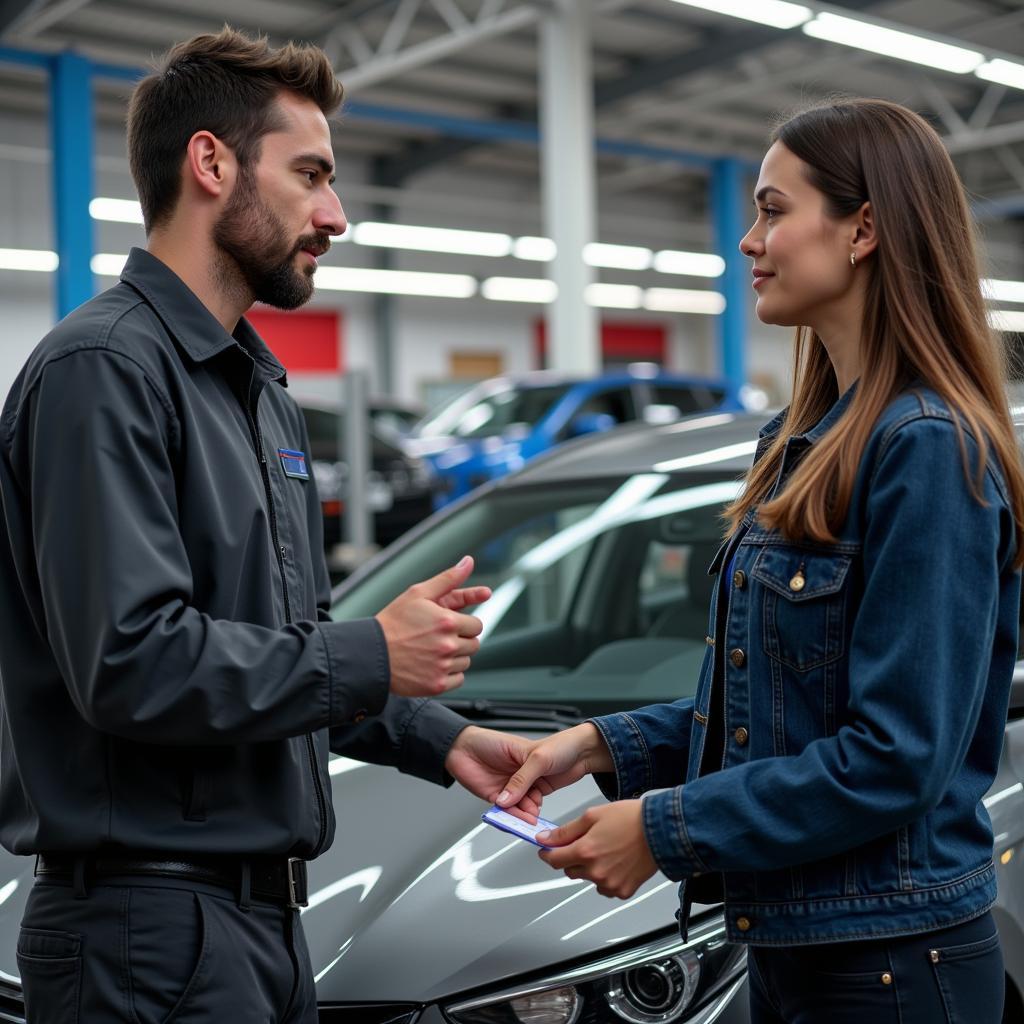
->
[851, 200, 877, 260]
[184, 131, 236, 200]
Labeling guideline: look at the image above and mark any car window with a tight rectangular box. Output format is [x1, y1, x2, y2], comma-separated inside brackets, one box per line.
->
[446, 385, 571, 440]
[556, 387, 637, 441]
[331, 472, 743, 716]
[651, 384, 727, 416]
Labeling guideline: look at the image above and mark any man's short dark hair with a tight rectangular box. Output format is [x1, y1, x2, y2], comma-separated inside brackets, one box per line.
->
[126, 27, 344, 233]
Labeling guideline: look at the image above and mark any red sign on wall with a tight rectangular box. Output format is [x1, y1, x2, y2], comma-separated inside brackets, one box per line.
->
[534, 320, 667, 367]
[246, 308, 343, 373]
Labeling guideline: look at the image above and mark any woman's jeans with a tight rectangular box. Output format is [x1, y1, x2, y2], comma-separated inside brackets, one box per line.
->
[747, 910, 1004, 1023]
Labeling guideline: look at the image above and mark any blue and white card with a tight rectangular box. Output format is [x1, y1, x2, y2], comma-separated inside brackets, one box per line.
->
[482, 805, 559, 848]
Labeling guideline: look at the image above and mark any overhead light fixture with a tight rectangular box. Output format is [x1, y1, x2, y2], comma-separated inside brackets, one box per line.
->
[982, 279, 1024, 304]
[352, 221, 512, 258]
[653, 250, 725, 277]
[91, 252, 128, 276]
[513, 236, 557, 261]
[585, 283, 643, 309]
[584, 242, 653, 271]
[666, 0, 811, 30]
[989, 309, 1024, 333]
[315, 266, 476, 297]
[0, 248, 58, 272]
[644, 287, 726, 314]
[802, 12, 984, 73]
[975, 58, 1024, 91]
[89, 197, 143, 224]
[481, 277, 557, 303]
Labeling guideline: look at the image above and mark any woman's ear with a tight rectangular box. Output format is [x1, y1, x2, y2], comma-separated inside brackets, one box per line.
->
[852, 200, 877, 260]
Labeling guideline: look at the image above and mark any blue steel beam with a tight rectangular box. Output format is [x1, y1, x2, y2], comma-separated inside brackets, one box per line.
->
[712, 157, 749, 389]
[49, 50, 95, 319]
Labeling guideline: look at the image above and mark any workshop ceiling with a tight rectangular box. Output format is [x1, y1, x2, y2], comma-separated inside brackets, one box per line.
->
[1, 0, 1023, 222]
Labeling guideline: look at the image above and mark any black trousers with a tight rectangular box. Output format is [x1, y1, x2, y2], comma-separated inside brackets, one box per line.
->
[17, 877, 318, 1023]
[748, 910, 1004, 1024]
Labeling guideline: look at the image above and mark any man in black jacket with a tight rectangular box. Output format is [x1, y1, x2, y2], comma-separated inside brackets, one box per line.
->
[0, 28, 532, 1023]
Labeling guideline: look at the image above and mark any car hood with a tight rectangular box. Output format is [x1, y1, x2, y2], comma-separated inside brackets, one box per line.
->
[0, 754, 697, 1005]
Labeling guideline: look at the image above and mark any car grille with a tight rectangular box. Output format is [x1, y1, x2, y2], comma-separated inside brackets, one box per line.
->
[317, 1004, 419, 1024]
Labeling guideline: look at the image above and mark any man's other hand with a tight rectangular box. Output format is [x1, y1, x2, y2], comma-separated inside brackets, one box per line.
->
[445, 726, 541, 822]
[376, 556, 491, 699]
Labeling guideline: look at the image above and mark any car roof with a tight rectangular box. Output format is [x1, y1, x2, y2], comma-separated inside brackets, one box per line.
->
[511, 399, 1024, 485]
[512, 410, 767, 483]
[485, 368, 730, 390]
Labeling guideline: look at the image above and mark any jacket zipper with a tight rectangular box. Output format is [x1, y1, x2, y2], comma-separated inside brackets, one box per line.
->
[247, 382, 329, 858]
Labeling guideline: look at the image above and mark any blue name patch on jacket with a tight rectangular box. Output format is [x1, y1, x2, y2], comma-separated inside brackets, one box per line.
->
[278, 448, 309, 480]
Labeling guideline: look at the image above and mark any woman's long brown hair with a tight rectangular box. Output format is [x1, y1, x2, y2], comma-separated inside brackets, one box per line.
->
[724, 99, 1024, 566]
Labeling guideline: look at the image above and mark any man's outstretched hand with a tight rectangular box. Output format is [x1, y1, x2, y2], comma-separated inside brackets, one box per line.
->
[376, 556, 491, 699]
[445, 726, 543, 822]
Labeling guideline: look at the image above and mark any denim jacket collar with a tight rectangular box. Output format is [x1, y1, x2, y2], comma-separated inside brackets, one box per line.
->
[757, 379, 858, 445]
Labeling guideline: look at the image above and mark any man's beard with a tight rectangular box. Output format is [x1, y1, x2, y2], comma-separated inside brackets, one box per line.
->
[213, 170, 327, 311]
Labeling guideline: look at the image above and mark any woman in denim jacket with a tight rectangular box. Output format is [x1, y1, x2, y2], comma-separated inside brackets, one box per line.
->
[494, 100, 1024, 1022]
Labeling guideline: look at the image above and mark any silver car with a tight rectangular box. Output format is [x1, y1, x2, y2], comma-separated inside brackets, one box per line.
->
[0, 411, 1020, 1023]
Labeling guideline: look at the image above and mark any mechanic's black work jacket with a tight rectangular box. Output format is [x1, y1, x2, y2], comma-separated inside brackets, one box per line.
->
[0, 248, 467, 858]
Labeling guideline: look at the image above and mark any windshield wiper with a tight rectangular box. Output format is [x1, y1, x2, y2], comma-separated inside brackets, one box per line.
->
[442, 698, 582, 727]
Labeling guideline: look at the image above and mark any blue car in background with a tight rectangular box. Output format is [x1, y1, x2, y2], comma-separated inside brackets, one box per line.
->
[404, 366, 762, 505]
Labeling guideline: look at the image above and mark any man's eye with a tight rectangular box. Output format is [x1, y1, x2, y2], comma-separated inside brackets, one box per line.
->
[302, 170, 317, 182]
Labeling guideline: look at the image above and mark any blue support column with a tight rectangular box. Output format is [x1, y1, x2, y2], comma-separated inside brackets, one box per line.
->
[49, 51, 95, 319]
[712, 157, 748, 388]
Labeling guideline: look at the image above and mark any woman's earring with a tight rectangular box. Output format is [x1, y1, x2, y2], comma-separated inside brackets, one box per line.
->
[850, 252, 856, 267]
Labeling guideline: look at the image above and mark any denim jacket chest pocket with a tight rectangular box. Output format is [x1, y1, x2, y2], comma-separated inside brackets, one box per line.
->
[751, 546, 853, 673]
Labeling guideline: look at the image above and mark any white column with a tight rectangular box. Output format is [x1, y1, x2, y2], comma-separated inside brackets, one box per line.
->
[539, 0, 600, 374]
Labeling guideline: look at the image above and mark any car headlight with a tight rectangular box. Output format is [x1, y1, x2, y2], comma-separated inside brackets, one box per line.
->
[445, 914, 743, 1024]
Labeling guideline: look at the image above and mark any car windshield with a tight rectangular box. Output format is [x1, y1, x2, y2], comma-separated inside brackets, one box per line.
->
[418, 385, 571, 440]
[331, 471, 744, 716]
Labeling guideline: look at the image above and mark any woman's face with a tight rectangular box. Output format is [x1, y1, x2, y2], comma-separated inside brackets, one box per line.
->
[739, 141, 859, 329]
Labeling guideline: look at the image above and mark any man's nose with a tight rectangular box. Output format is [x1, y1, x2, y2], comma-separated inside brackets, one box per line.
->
[315, 191, 346, 238]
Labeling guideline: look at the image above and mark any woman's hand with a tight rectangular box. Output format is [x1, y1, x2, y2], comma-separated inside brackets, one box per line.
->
[537, 800, 658, 899]
[495, 722, 615, 813]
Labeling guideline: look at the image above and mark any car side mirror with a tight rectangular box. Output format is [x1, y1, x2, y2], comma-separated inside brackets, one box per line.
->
[567, 412, 616, 438]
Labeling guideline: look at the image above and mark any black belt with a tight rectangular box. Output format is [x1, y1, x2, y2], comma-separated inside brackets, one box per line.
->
[35, 853, 309, 908]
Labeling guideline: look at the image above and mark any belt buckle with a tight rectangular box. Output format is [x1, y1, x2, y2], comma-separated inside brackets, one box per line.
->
[286, 857, 308, 909]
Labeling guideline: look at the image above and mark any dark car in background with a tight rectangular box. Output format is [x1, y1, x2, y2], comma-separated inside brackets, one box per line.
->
[0, 412, 1019, 1023]
[404, 366, 764, 505]
[299, 399, 438, 572]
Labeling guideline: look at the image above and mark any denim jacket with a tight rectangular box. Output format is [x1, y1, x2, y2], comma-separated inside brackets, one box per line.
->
[592, 385, 1021, 945]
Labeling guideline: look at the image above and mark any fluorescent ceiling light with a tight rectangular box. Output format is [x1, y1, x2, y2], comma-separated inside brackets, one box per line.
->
[92, 253, 129, 276]
[653, 250, 725, 277]
[481, 277, 557, 303]
[89, 197, 144, 224]
[982, 279, 1024, 304]
[0, 248, 58, 272]
[644, 287, 726, 315]
[585, 283, 643, 309]
[513, 236, 556, 261]
[803, 13, 984, 74]
[666, 0, 811, 30]
[584, 242, 652, 271]
[989, 309, 1024, 333]
[315, 266, 476, 298]
[975, 59, 1024, 91]
[352, 221, 512, 258]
